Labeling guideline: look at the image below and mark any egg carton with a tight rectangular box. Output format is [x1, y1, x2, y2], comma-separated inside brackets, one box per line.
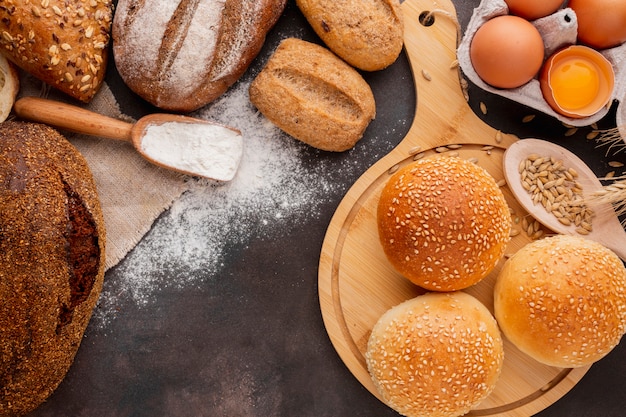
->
[457, 0, 626, 129]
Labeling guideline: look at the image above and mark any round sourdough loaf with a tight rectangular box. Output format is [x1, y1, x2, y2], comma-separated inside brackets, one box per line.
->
[296, 0, 404, 71]
[0, 121, 106, 416]
[366, 292, 504, 417]
[377, 156, 511, 291]
[249, 38, 376, 152]
[112, 0, 287, 112]
[494, 234, 626, 368]
[0, 0, 113, 103]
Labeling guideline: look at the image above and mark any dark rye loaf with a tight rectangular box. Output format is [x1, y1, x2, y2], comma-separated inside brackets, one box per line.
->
[0, 121, 106, 417]
[112, 0, 287, 112]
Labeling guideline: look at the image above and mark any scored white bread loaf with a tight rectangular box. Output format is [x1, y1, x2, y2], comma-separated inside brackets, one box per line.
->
[112, 0, 287, 112]
[0, 0, 113, 103]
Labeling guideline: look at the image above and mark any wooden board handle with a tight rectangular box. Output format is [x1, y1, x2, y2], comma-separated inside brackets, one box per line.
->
[14, 97, 133, 141]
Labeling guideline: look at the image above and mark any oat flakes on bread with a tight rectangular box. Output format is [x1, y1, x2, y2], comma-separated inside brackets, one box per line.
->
[0, 0, 113, 103]
[366, 292, 504, 417]
[494, 234, 626, 368]
[377, 156, 511, 291]
[296, 0, 404, 71]
[112, 0, 287, 112]
[0, 121, 106, 417]
[249, 38, 376, 152]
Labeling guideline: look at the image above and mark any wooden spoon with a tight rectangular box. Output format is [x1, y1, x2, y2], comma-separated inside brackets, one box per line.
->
[503, 138, 626, 260]
[13, 96, 243, 181]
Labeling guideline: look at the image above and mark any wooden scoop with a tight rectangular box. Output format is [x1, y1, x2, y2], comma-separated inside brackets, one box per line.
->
[503, 138, 626, 260]
[13, 96, 243, 181]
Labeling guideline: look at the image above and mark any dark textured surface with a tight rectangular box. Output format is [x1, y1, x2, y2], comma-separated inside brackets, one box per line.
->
[28, 1, 626, 416]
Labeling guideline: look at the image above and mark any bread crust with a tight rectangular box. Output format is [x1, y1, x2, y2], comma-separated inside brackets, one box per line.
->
[0, 54, 19, 122]
[0, 121, 106, 416]
[0, 0, 113, 103]
[296, 0, 404, 71]
[249, 38, 376, 152]
[377, 156, 511, 291]
[494, 234, 626, 368]
[112, 0, 287, 112]
[366, 292, 504, 417]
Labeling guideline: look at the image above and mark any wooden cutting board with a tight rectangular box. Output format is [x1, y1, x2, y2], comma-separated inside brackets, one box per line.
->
[318, 0, 590, 415]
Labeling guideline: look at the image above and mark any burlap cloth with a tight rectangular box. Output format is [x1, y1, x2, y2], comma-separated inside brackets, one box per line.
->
[19, 74, 191, 270]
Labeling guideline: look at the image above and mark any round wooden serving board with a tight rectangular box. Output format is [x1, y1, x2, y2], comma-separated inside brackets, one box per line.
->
[318, 0, 590, 415]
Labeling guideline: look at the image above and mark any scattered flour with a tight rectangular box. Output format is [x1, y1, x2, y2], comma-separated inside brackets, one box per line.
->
[93, 78, 376, 328]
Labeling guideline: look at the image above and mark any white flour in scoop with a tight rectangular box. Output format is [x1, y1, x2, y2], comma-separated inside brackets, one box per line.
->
[140, 122, 243, 181]
[93, 76, 404, 329]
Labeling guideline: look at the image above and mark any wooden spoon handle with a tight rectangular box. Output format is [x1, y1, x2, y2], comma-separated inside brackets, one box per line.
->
[14, 97, 133, 141]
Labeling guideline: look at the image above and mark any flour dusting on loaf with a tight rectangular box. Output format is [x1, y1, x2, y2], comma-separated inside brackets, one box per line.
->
[113, 0, 287, 112]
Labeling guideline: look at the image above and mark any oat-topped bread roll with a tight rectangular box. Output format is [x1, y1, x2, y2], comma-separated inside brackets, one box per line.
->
[112, 0, 287, 112]
[0, 121, 106, 416]
[296, 0, 404, 71]
[0, 0, 113, 102]
[249, 38, 376, 152]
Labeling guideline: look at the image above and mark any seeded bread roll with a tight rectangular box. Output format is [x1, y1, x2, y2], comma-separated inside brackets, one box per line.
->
[0, 121, 106, 416]
[296, 0, 404, 71]
[494, 234, 626, 368]
[112, 0, 287, 112]
[0, 0, 113, 103]
[249, 38, 376, 152]
[377, 156, 511, 291]
[366, 292, 504, 417]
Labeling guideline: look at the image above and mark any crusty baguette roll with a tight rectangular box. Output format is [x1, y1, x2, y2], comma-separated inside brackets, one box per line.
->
[494, 234, 626, 368]
[0, 0, 113, 103]
[367, 292, 504, 417]
[0, 54, 19, 122]
[249, 38, 376, 152]
[0, 121, 106, 416]
[377, 156, 511, 291]
[112, 0, 287, 112]
[296, 0, 404, 71]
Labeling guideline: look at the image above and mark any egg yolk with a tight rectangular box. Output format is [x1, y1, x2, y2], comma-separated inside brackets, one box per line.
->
[550, 59, 600, 110]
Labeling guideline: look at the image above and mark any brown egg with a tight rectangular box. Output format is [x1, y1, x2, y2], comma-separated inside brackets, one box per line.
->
[504, 0, 563, 20]
[470, 15, 545, 89]
[569, 0, 626, 49]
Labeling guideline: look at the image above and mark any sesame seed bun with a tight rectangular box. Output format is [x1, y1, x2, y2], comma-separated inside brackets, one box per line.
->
[366, 292, 504, 417]
[377, 156, 511, 291]
[494, 234, 626, 368]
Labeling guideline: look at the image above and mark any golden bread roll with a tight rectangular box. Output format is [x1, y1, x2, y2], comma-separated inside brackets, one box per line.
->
[112, 0, 287, 112]
[249, 38, 376, 152]
[366, 292, 504, 417]
[0, 122, 106, 416]
[377, 156, 511, 291]
[0, 54, 19, 122]
[0, 0, 113, 102]
[494, 234, 626, 368]
[296, 0, 404, 71]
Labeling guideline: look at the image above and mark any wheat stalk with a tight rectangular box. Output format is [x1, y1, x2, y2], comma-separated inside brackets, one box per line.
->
[595, 126, 626, 156]
[587, 178, 626, 227]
